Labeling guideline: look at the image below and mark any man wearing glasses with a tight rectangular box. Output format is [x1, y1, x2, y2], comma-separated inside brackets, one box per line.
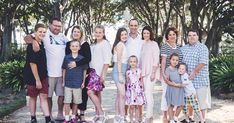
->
[24, 18, 68, 121]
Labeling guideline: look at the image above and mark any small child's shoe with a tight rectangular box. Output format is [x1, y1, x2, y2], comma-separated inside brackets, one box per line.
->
[63, 120, 69, 123]
[71, 117, 77, 123]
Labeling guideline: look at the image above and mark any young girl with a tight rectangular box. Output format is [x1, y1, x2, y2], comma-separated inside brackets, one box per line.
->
[125, 55, 146, 123]
[164, 53, 184, 123]
[87, 24, 112, 123]
[112, 27, 128, 123]
[23, 23, 54, 123]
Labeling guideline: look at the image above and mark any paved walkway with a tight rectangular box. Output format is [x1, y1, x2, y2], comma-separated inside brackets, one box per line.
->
[3, 69, 234, 123]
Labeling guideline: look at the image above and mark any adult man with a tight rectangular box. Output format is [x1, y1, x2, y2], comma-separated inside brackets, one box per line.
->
[25, 18, 68, 121]
[125, 18, 144, 122]
[126, 18, 143, 59]
[181, 29, 211, 123]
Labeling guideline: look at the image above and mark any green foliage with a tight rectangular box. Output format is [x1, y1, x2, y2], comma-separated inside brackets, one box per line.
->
[0, 60, 25, 92]
[210, 53, 234, 94]
[8, 46, 26, 62]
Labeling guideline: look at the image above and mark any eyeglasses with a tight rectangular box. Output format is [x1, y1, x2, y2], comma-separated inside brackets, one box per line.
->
[52, 24, 62, 28]
[49, 35, 65, 45]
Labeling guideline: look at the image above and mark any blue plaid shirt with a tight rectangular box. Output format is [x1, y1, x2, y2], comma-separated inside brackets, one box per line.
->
[181, 42, 210, 89]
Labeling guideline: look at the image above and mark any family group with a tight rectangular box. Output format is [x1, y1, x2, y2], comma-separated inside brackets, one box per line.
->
[23, 17, 211, 123]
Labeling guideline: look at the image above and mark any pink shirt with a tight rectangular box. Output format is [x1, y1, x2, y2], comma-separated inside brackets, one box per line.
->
[140, 41, 160, 79]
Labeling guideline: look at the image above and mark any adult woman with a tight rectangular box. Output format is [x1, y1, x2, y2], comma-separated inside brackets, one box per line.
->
[65, 25, 91, 122]
[23, 23, 54, 123]
[111, 28, 128, 123]
[161, 27, 183, 123]
[140, 25, 160, 123]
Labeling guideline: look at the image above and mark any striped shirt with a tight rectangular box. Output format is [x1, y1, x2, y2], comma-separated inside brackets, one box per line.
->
[181, 42, 210, 89]
[161, 42, 183, 69]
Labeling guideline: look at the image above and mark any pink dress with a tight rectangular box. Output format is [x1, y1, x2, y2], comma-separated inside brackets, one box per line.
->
[125, 68, 146, 105]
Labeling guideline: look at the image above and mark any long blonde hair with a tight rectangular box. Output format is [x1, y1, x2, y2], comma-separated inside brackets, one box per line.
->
[93, 24, 107, 43]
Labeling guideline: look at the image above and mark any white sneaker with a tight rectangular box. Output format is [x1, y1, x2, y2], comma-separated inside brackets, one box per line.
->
[119, 117, 125, 123]
[113, 115, 119, 123]
[96, 113, 108, 123]
[93, 115, 99, 122]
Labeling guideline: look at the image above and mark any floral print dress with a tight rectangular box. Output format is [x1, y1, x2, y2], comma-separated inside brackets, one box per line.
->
[125, 68, 146, 105]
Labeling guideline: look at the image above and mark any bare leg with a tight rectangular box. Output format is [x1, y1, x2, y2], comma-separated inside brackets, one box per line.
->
[135, 106, 140, 122]
[125, 105, 129, 116]
[64, 103, 70, 116]
[72, 103, 78, 116]
[168, 105, 174, 121]
[138, 105, 143, 121]
[39, 93, 50, 116]
[174, 106, 182, 121]
[129, 106, 134, 122]
[115, 84, 120, 116]
[87, 90, 103, 115]
[117, 83, 125, 117]
[57, 96, 64, 117]
[47, 97, 53, 116]
[162, 111, 168, 123]
[29, 96, 37, 117]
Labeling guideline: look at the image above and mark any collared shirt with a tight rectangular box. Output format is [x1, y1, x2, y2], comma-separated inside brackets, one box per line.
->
[125, 33, 144, 60]
[181, 42, 210, 89]
[161, 42, 183, 69]
[62, 54, 88, 88]
[181, 73, 196, 96]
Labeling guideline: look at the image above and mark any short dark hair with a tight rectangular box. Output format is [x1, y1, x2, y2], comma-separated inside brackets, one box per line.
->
[34, 23, 46, 31]
[142, 25, 154, 41]
[49, 17, 61, 24]
[128, 18, 138, 25]
[165, 27, 178, 40]
[187, 28, 199, 35]
[179, 63, 188, 72]
[169, 53, 179, 60]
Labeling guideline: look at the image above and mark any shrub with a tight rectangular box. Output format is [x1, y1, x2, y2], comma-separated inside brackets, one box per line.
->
[209, 53, 234, 94]
[9, 45, 26, 61]
[0, 60, 25, 92]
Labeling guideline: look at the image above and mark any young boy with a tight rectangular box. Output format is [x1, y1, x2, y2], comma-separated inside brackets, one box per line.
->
[62, 40, 88, 123]
[178, 63, 204, 123]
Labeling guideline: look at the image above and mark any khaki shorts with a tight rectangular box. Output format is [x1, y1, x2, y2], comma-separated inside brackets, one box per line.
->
[48, 77, 64, 97]
[196, 86, 211, 110]
[64, 87, 82, 104]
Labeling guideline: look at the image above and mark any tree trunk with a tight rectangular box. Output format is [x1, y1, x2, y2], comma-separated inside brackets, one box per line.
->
[0, 16, 12, 61]
[53, 1, 61, 19]
[190, 0, 199, 30]
[205, 26, 221, 56]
